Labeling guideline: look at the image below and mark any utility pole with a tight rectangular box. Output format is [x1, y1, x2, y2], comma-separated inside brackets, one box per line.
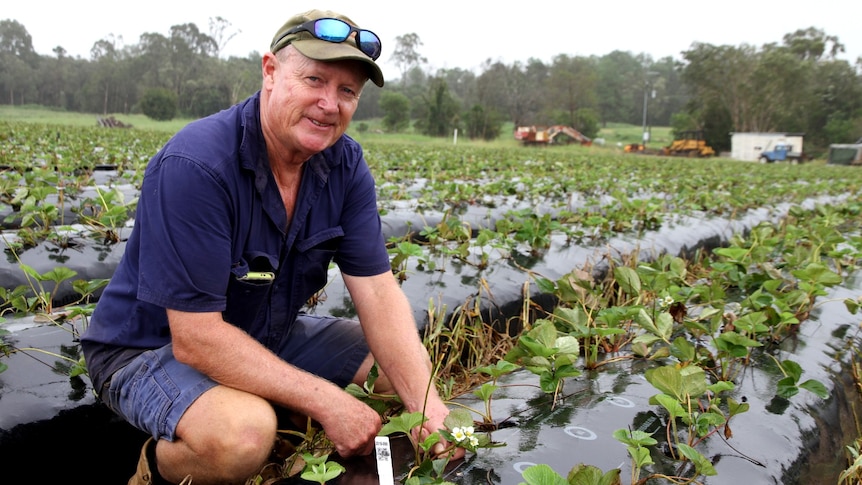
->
[641, 71, 659, 146]
[642, 87, 649, 146]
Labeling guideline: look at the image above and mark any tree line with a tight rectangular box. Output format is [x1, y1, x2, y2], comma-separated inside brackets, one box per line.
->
[1, 18, 860, 153]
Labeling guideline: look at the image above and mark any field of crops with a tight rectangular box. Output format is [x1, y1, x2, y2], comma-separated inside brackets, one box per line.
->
[3, 119, 862, 484]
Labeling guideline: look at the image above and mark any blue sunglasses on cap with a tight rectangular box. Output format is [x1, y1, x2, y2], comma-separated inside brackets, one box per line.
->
[275, 17, 382, 60]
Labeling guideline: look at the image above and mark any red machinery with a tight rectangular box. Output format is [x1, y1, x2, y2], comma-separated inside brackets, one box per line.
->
[515, 125, 592, 146]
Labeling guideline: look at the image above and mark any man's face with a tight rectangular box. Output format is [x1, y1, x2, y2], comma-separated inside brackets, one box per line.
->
[262, 48, 366, 161]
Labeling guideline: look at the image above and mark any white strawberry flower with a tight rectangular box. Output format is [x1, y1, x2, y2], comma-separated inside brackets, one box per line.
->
[660, 295, 674, 308]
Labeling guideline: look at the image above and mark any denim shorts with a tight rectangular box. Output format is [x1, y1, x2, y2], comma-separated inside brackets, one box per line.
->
[101, 314, 370, 441]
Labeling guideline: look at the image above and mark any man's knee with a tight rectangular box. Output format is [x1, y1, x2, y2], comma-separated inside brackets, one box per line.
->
[175, 387, 277, 479]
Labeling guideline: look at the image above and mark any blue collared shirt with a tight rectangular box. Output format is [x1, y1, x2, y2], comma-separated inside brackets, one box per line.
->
[82, 92, 390, 356]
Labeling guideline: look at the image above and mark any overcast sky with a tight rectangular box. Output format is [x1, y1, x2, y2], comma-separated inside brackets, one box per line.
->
[6, 0, 861, 80]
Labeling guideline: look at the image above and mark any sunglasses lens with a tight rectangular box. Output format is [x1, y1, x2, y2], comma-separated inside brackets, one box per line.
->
[357, 31, 382, 60]
[314, 19, 352, 42]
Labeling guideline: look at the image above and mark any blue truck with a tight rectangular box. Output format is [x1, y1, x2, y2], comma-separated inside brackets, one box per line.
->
[759, 143, 806, 163]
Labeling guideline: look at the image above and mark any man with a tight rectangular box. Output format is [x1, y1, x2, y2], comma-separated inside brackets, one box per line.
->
[81, 9, 459, 485]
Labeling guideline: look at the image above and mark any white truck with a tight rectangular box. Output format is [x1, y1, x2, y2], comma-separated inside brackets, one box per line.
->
[759, 143, 806, 163]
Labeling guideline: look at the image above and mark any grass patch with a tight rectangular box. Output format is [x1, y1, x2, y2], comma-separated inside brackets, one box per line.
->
[0, 105, 193, 133]
[0, 105, 672, 149]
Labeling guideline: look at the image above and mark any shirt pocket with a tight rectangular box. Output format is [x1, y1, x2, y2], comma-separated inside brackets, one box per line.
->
[224, 252, 278, 326]
[295, 227, 344, 302]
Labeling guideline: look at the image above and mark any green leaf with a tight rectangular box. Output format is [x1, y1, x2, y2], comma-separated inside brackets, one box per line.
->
[519, 464, 568, 485]
[380, 411, 427, 436]
[715, 331, 762, 348]
[18, 263, 40, 280]
[519, 336, 557, 359]
[566, 464, 603, 485]
[680, 365, 707, 398]
[635, 308, 660, 337]
[525, 356, 553, 370]
[652, 393, 686, 419]
[779, 359, 803, 383]
[669, 256, 687, 280]
[726, 397, 750, 417]
[41, 266, 77, 283]
[554, 335, 580, 355]
[695, 410, 726, 430]
[443, 408, 474, 430]
[554, 363, 582, 379]
[776, 376, 800, 398]
[676, 443, 717, 476]
[613, 266, 641, 296]
[655, 312, 674, 340]
[843, 297, 860, 314]
[301, 453, 329, 466]
[476, 360, 520, 378]
[669, 336, 695, 362]
[713, 246, 749, 263]
[539, 372, 561, 394]
[799, 379, 829, 399]
[613, 428, 657, 447]
[567, 464, 621, 485]
[534, 276, 556, 294]
[419, 432, 442, 452]
[628, 445, 653, 468]
[473, 383, 498, 402]
[531, 320, 561, 348]
[632, 333, 661, 347]
[792, 262, 842, 286]
[645, 366, 684, 401]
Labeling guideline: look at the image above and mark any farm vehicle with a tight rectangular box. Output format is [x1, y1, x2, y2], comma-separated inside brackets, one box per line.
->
[759, 143, 806, 163]
[624, 130, 715, 157]
[661, 130, 715, 157]
[515, 125, 592, 146]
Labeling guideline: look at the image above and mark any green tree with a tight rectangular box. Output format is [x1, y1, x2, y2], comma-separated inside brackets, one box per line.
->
[781, 27, 845, 61]
[419, 77, 460, 137]
[440, 67, 476, 108]
[513, 58, 549, 126]
[596, 50, 643, 126]
[0, 54, 34, 104]
[379, 91, 411, 133]
[86, 37, 127, 114]
[139, 87, 178, 121]
[544, 54, 598, 131]
[354, 80, 383, 120]
[803, 59, 862, 146]
[474, 61, 506, 117]
[646, 56, 687, 128]
[0, 19, 38, 65]
[680, 43, 760, 132]
[186, 81, 230, 118]
[208, 16, 240, 59]
[681, 30, 861, 152]
[463, 103, 504, 141]
[390, 33, 427, 85]
[0, 19, 38, 104]
[221, 54, 261, 105]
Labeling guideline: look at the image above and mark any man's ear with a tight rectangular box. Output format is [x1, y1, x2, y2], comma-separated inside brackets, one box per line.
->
[261, 52, 278, 86]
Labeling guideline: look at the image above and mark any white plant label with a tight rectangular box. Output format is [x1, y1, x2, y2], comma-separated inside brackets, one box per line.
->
[375, 436, 395, 485]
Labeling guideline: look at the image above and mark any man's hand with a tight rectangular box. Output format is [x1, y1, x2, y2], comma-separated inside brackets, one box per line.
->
[320, 395, 383, 457]
[420, 402, 466, 461]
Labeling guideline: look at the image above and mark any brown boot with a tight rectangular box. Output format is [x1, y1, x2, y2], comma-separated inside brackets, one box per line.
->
[128, 438, 158, 485]
[128, 438, 194, 485]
